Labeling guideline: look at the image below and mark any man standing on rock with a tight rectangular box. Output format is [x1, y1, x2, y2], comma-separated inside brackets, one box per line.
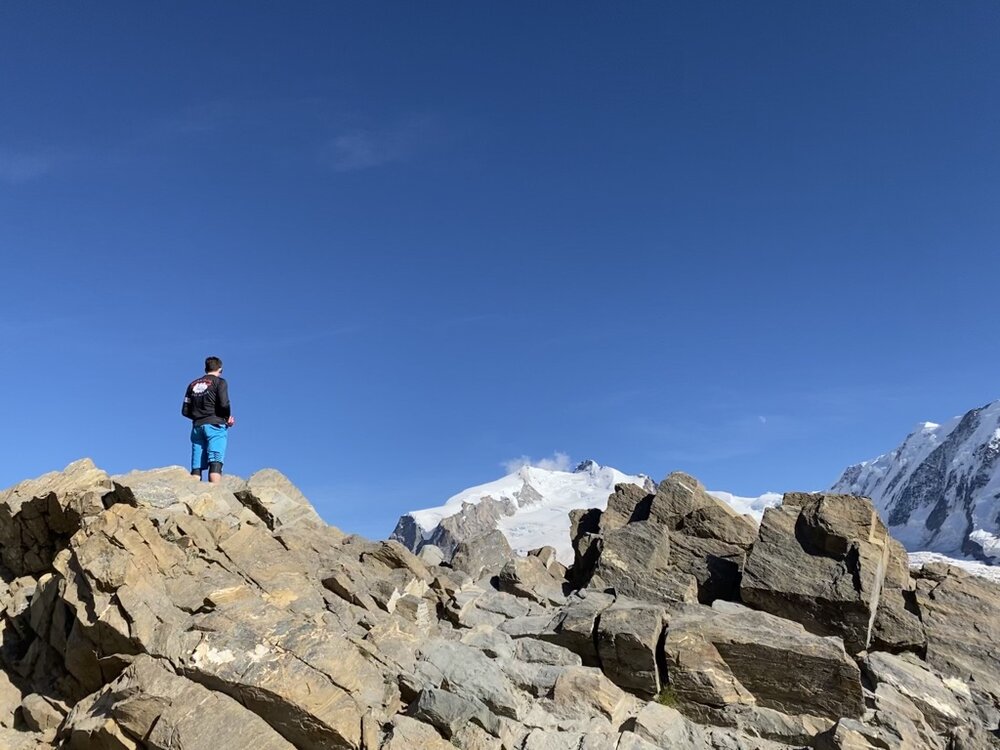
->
[181, 356, 235, 483]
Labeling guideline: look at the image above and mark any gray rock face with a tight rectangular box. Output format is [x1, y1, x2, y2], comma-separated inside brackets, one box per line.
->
[867, 682, 944, 750]
[912, 564, 1000, 709]
[568, 506, 603, 575]
[538, 591, 616, 667]
[862, 651, 975, 733]
[415, 639, 528, 720]
[740, 493, 891, 653]
[591, 521, 672, 593]
[665, 604, 866, 721]
[451, 529, 514, 581]
[551, 666, 637, 726]
[407, 687, 495, 739]
[497, 557, 566, 606]
[813, 718, 897, 750]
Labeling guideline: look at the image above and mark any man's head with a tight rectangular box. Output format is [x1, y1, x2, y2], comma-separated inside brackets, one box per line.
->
[204, 356, 223, 374]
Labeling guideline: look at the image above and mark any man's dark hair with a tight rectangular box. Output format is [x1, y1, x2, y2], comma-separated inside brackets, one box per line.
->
[205, 356, 223, 373]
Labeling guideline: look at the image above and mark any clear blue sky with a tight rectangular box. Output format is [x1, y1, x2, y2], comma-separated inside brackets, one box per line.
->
[2, 3, 999, 538]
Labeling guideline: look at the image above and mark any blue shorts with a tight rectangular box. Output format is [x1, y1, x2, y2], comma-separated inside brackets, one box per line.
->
[191, 424, 228, 471]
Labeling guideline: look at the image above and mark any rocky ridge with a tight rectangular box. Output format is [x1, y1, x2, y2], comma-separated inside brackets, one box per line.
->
[0, 460, 995, 749]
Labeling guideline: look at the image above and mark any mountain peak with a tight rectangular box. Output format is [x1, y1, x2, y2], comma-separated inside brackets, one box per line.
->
[392, 460, 649, 561]
[392, 462, 778, 564]
[831, 398, 1000, 563]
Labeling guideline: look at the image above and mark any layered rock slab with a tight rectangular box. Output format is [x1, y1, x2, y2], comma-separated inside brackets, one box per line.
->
[61, 654, 295, 750]
[664, 603, 865, 721]
[740, 493, 891, 653]
[912, 563, 1000, 710]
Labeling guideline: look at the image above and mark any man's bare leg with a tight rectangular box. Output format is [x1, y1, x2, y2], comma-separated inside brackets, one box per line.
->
[191, 471, 203, 481]
[209, 472, 222, 484]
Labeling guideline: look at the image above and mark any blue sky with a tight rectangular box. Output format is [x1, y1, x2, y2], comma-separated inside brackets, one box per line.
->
[2, 3, 999, 538]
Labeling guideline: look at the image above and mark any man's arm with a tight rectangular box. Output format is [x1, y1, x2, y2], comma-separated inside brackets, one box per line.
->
[216, 378, 231, 420]
[181, 387, 191, 418]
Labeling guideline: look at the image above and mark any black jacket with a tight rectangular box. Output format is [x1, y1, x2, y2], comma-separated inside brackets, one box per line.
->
[182, 375, 231, 427]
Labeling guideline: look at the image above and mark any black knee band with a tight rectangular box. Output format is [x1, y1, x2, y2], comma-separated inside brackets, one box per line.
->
[209, 462, 223, 475]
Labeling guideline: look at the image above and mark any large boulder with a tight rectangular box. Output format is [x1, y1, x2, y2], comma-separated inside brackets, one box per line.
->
[406, 687, 497, 739]
[862, 651, 977, 733]
[594, 599, 668, 699]
[866, 682, 944, 750]
[451, 530, 514, 581]
[600, 482, 652, 532]
[740, 493, 891, 653]
[567, 507, 603, 588]
[571, 473, 756, 604]
[589, 522, 679, 600]
[414, 639, 528, 720]
[646, 474, 755, 546]
[550, 666, 638, 727]
[664, 603, 865, 721]
[538, 591, 616, 667]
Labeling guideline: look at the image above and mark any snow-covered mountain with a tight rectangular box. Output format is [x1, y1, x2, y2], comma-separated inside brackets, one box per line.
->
[831, 399, 1000, 563]
[391, 460, 781, 564]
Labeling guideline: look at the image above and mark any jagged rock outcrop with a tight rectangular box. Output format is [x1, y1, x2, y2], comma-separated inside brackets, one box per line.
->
[0, 460, 996, 749]
[740, 493, 893, 653]
[570, 472, 757, 604]
[0, 459, 114, 577]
